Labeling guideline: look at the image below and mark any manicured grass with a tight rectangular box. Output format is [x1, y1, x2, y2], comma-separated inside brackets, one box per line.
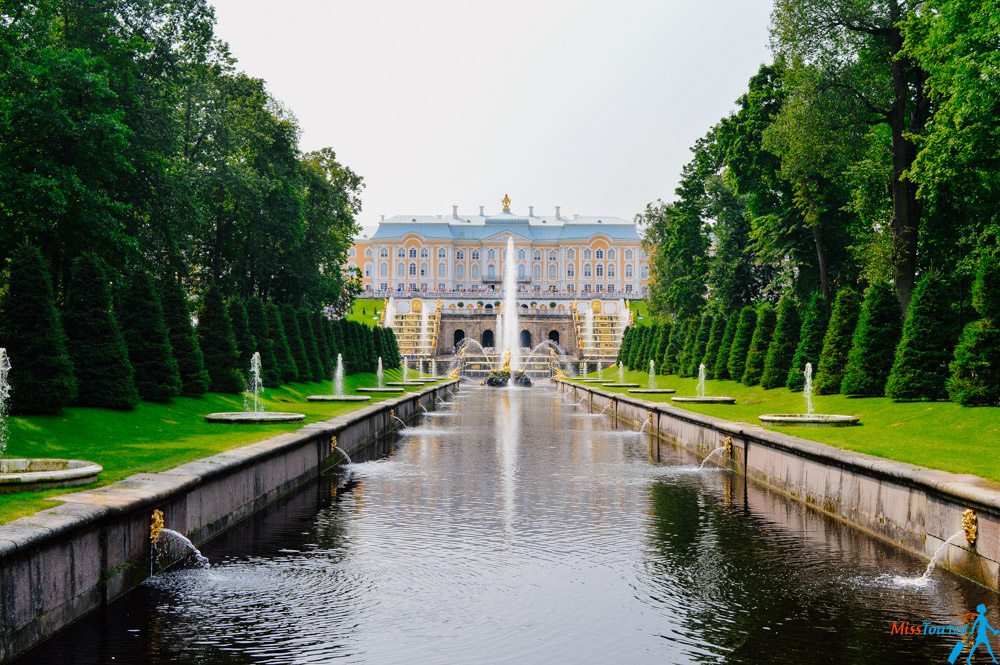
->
[570, 369, 1000, 483]
[0, 369, 441, 524]
[346, 298, 384, 325]
[628, 299, 651, 323]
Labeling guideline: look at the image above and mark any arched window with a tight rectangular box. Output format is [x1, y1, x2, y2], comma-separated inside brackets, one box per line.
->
[409, 263, 417, 276]
[533, 264, 541, 278]
[379, 247, 388, 257]
[438, 248, 447, 258]
[567, 264, 575, 277]
[607, 264, 616, 277]
[348, 248, 356, 257]
[397, 247, 405, 258]
[548, 265, 556, 279]
[454, 329, 465, 348]
[364, 262, 372, 277]
[584, 263, 592, 277]
[365, 248, 373, 257]
[380, 262, 388, 277]
[409, 248, 417, 258]
[488, 248, 496, 260]
[519, 330, 532, 348]
[397, 263, 405, 277]
[487, 264, 496, 278]
[595, 248, 604, 260]
[548, 330, 560, 344]
[471, 264, 480, 279]
[549, 251, 556, 261]
[482, 329, 495, 347]
[472, 250, 480, 260]
[625, 264, 633, 278]
[567, 249, 575, 260]
[420, 262, 428, 276]
[625, 249, 633, 261]
[533, 250, 541, 260]
[518, 249, 526, 260]
[420, 247, 429, 258]
[456, 250, 465, 260]
[641, 265, 648, 279]
[456, 264, 465, 279]
[596, 264, 604, 277]
[438, 263, 446, 277]
[517, 264, 526, 279]
[584, 249, 592, 259]
[607, 249, 615, 260]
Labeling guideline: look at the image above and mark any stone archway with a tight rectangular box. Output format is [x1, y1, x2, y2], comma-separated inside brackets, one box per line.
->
[482, 329, 495, 348]
[520, 329, 532, 349]
[454, 329, 465, 349]
[548, 330, 560, 345]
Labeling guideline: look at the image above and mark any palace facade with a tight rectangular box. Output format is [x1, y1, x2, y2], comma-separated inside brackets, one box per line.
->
[348, 202, 650, 297]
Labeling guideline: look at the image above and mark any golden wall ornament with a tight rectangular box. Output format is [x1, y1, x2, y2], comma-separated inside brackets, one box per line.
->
[962, 508, 978, 547]
[723, 436, 732, 456]
[330, 435, 338, 452]
[150, 509, 164, 543]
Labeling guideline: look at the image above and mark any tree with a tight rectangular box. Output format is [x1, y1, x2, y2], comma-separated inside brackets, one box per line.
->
[627, 326, 647, 371]
[662, 318, 689, 376]
[700, 317, 725, 379]
[947, 256, 1000, 406]
[814, 287, 861, 394]
[787, 293, 829, 391]
[885, 273, 957, 400]
[119, 271, 181, 402]
[712, 316, 739, 380]
[227, 299, 257, 372]
[314, 312, 334, 378]
[841, 281, 902, 396]
[297, 308, 325, 381]
[742, 304, 776, 386]
[727, 307, 758, 383]
[761, 296, 801, 389]
[686, 314, 714, 376]
[160, 278, 210, 396]
[267, 302, 298, 383]
[617, 327, 633, 365]
[0, 245, 76, 414]
[197, 286, 244, 394]
[654, 323, 673, 375]
[282, 304, 310, 381]
[63, 254, 138, 410]
[246, 297, 281, 388]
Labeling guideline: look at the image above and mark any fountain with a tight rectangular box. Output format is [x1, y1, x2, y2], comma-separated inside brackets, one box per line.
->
[206, 352, 305, 422]
[671, 363, 735, 404]
[627, 359, 676, 395]
[308, 353, 371, 402]
[377, 357, 384, 388]
[699, 437, 732, 469]
[618, 362, 624, 383]
[0, 348, 105, 492]
[358, 355, 404, 393]
[484, 237, 531, 388]
[388, 356, 423, 387]
[583, 306, 594, 356]
[605, 359, 640, 388]
[759, 363, 859, 426]
[418, 305, 431, 354]
[383, 297, 396, 328]
[154, 528, 210, 569]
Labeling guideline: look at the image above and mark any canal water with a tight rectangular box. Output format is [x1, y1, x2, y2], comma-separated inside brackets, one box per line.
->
[16, 385, 998, 664]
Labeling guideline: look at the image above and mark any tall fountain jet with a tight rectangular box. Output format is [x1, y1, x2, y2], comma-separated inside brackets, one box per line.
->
[384, 297, 396, 329]
[0, 348, 10, 457]
[499, 236, 521, 372]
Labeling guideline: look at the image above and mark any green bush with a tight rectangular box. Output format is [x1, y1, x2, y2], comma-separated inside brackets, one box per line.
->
[663, 319, 691, 375]
[120, 271, 181, 402]
[741, 303, 776, 386]
[814, 287, 861, 395]
[701, 316, 725, 379]
[63, 254, 138, 410]
[627, 325, 646, 370]
[246, 297, 281, 388]
[654, 323, 673, 374]
[226, 298, 257, 371]
[761, 296, 800, 389]
[947, 256, 1000, 405]
[712, 315, 739, 380]
[886, 273, 956, 400]
[841, 281, 902, 396]
[313, 313, 334, 378]
[297, 308, 325, 381]
[266, 302, 298, 383]
[282, 304, 310, 381]
[787, 293, 829, 391]
[197, 286, 244, 394]
[160, 278, 210, 396]
[383, 326, 401, 368]
[686, 314, 713, 376]
[727, 306, 758, 383]
[677, 317, 700, 377]
[617, 327, 633, 364]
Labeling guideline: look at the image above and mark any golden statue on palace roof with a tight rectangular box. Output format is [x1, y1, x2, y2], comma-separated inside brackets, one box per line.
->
[501, 193, 511, 213]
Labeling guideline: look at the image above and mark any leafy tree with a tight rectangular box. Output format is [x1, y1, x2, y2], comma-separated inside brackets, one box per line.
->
[313, 312, 334, 378]
[883, 272, 957, 400]
[654, 323, 673, 375]
[761, 296, 801, 389]
[227, 298, 257, 372]
[267, 302, 297, 383]
[814, 287, 861, 394]
[246, 297, 281, 388]
[712, 316, 739, 380]
[120, 271, 181, 402]
[197, 286, 244, 394]
[282, 304, 310, 381]
[160, 278, 210, 396]
[727, 307, 758, 383]
[677, 318, 701, 378]
[700, 317, 725, 379]
[617, 327, 633, 365]
[742, 304, 776, 386]
[787, 293, 829, 391]
[947, 256, 1000, 405]
[63, 254, 138, 410]
[297, 309, 325, 381]
[686, 314, 714, 376]
[841, 281, 902, 396]
[0, 245, 77, 414]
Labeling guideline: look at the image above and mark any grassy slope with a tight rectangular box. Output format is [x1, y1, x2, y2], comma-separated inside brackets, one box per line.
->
[628, 299, 651, 323]
[345, 298, 384, 325]
[570, 369, 1000, 482]
[1, 369, 439, 524]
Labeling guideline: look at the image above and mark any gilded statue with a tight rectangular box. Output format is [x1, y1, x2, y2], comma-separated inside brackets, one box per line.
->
[502, 193, 511, 213]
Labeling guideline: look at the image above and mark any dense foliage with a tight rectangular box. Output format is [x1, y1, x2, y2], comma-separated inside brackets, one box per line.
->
[841, 282, 903, 396]
[119, 271, 181, 402]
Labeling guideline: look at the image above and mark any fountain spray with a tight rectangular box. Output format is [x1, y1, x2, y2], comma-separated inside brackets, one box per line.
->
[0, 348, 10, 457]
[618, 361, 625, 384]
[377, 357, 384, 388]
[243, 352, 264, 414]
[648, 360, 656, 389]
[804, 363, 814, 415]
[697, 364, 706, 398]
[334, 353, 345, 396]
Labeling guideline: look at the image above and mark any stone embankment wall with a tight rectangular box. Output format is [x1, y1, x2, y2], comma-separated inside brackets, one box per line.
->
[558, 380, 1000, 591]
[0, 381, 459, 664]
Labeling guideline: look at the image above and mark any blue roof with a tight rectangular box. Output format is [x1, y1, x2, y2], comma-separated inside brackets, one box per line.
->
[367, 211, 641, 242]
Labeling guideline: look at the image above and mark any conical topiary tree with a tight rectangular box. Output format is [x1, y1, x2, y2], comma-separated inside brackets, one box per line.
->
[383, 325, 401, 368]
[227, 298, 257, 372]
[761, 296, 801, 389]
[741, 303, 776, 386]
[814, 287, 861, 395]
[787, 293, 829, 391]
[63, 254, 138, 410]
[120, 271, 181, 402]
[160, 277, 210, 396]
[886, 273, 957, 400]
[712, 315, 739, 380]
[627, 326, 646, 370]
[314, 312, 334, 378]
[297, 308, 325, 381]
[841, 281, 902, 396]
[197, 286, 244, 393]
[282, 304, 310, 381]
[655, 323, 673, 375]
[947, 256, 1000, 405]
[616, 327, 632, 365]
[663, 318, 690, 375]
[701, 316, 725, 379]
[324, 318, 339, 367]
[727, 306, 758, 383]
[267, 302, 297, 383]
[246, 296, 281, 388]
[686, 314, 713, 376]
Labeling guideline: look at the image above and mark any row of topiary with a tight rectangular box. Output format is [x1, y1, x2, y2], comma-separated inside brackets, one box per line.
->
[616, 256, 998, 406]
[0, 244, 402, 415]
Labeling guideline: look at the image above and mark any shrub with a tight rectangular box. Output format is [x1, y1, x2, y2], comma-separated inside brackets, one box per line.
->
[226, 298, 256, 371]
[120, 271, 181, 402]
[841, 281, 902, 396]
[686, 314, 713, 376]
[197, 286, 244, 393]
[313, 312, 334, 378]
[267, 302, 298, 383]
[63, 254, 138, 410]
[246, 297, 281, 388]
[712, 315, 739, 380]
[727, 306, 758, 383]
[885, 273, 956, 400]
[947, 256, 1000, 405]
[384, 326, 402, 368]
[677, 317, 700, 377]
[617, 327, 633, 364]
[160, 278, 210, 396]
[282, 304, 310, 381]
[787, 293, 829, 391]
[814, 287, 861, 395]
[663, 319, 690, 375]
[701, 316, 725, 379]
[741, 304, 776, 385]
[297, 308, 325, 381]
[654, 323, 673, 374]
[761, 296, 800, 389]
[626, 326, 645, 370]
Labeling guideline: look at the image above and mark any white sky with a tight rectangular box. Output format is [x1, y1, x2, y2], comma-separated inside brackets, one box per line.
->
[210, 0, 774, 234]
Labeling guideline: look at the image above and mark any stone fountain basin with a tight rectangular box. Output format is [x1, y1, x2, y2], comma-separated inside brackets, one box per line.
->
[758, 414, 859, 427]
[580, 378, 613, 383]
[357, 387, 405, 393]
[604, 383, 641, 388]
[306, 395, 371, 402]
[0, 458, 102, 494]
[386, 381, 424, 387]
[628, 388, 677, 394]
[671, 396, 736, 404]
[204, 412, 306, 423]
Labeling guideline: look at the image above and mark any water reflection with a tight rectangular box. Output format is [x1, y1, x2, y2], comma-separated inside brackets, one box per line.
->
[15, 385, 998, 664]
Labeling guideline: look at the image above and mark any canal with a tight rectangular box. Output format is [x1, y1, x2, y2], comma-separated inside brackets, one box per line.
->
[16, 385, 998, 664]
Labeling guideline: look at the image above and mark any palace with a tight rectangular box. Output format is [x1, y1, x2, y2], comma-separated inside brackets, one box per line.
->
[348, 201, 650, 297]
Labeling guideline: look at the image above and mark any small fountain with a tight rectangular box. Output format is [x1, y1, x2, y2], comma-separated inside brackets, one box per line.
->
[154, 528, 210, 569]
[388, 356, 422, 387]
[377, 357, 384, 388]
[759, 363, 859, 426]
[892, 526, 972, 587]
[606, 360, 640, 388]
[671, 364, 735, 404]
[206, 352, 305, 422]
[383, 297, 396, 328]
[357, 356, 406, 393]
[580, 358, 613, 384]
[618, 362, 624, 383]
[699, 437, 732, 469]
[308, 353, 371, 402]
[0, 348, 9, 457]
[628, 359, 675, 395]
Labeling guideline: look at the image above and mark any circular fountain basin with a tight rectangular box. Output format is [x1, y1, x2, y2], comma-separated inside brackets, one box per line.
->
[759, 414, 859, 427]
[306, 395, 371, 402]
[204, 412, 306, 423]
[0, 458, 102, 494]
[580, 378, 613, 383]
[628, 388, 677, 394]
[386, 381, 424, 387]
[671, 396, 737, 404]
[604, 383, 641, 388]
[357, 387, 405, 393]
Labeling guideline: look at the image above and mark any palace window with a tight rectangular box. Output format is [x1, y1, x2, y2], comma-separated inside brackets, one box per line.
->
[398, 247, 405, 258]
[596, 264, 604, 277]
[518, 249, 526, 260]
[420, 262, 428, 277]
[487, 264, 496, 278]
[471, 250, 480, 260]
[409, 248, 417, 258]
[471, 264, 480, 279]
[348, 248, 356, 257]
[420, 248, 429, 258]
[595, 284, 603, 293]
[397, 263, 405, 277]
[548, 265, 556, 279]
[456, 250, 465, 260]
[438, 248, 447, 258]
[583, 284, 592, 293]
[625, 284, 633, 294]
[438, 283, 446, 290]
[607, 264, 615, 277]
[567, 265, 575, 278]
[584, 249, 592, 259]
[641, 265, 648, 279]
[364, 262, 372, 277]
[533, 264, 541, 278]
[379, 247, 388, 257]
[365, 248, 373, 257]
[518, 264, 526, 279]
[584, 263, 592, 277]
[567, 249, 575, 260]
[533, 250, 541, 260]
[640, 249, 648, 259]
[456, 264, 465, 279]
[595, 249, 604, 260]
[625, 249, 633, 261]
[488, 249, 496, 260]
[567, 284, 575, 292]
[625, 264, 633, 278]
[608, 249, 615, 261]
[380, 283, 388, 291]
[438, 264, 446, 277]
[409, 263, 417, 276]
[548, 251, 556, 261]
[380, 263, 388, 277]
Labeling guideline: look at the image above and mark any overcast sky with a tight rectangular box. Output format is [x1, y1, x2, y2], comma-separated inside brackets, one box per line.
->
[210, 0, 774, 233]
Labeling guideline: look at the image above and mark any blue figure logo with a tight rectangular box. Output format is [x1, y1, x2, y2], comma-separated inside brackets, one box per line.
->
[949, 604, 999, 664]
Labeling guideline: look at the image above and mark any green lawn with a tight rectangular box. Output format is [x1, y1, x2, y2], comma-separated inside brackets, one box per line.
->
[1, 368, 440, 524]
[628, 299, 651, 323]
[346, 297, 384, 325]
[570, 369, 1000, 483]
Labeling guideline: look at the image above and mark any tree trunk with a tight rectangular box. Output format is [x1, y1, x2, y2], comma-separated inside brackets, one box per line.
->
[812, 224, 830, 300]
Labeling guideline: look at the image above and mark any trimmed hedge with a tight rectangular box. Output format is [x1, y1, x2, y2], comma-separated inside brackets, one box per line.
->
[814, 287, 861, 395]
[160, 277, 210, 396]
[686, 314, 713, 377]
[787, 293, 829, 391]
[246, 297, 282, 388]
[948, 256, 1000, 405]
[227, 298, 257, 371]
[282, 304, 311, 381]
[267, 302, 298, 383]
[297, 308, 325, 381]
[712, 315, 739, 380]
[701, 316, 725, 379]
[120, 271, 181, 402]
[741, 303, 776, 386]
[761, 296, 800, 389]
[841, 281, 902, 396]
[886, 273, 956, 400]
[197, 286, 244, 394]
[727, 306, 758, 383]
